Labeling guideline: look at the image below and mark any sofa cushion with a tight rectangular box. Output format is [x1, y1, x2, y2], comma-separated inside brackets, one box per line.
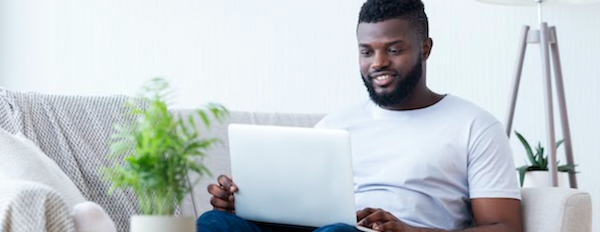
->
[0, 128, 86, 210]
[73, 201, 117, 232]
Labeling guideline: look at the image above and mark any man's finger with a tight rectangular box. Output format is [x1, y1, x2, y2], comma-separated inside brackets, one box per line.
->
[217, 175, 238, 192]
[207, 184, 230, 200]
[217, 175, 232, 189]
[210, 197, 235, 211]
[373, 221, 399, 231]
[356, 207, 376, 221]
[357, 209, 387, 227]
[229, 183, 238, 192]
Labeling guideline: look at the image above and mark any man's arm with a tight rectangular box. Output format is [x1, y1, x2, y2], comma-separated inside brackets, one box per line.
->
[357, 198, 522, 232]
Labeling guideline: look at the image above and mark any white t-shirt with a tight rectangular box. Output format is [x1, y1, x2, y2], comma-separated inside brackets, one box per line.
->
[315, 95, 521, 230]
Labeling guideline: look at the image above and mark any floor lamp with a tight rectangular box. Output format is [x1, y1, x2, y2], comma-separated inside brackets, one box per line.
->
[475, 0, 599, 188]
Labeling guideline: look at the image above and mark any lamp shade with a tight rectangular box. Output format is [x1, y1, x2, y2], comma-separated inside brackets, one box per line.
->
[476, 0, 600, 5]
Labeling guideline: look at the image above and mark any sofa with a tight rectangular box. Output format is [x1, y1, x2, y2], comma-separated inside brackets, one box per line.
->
[0, 88, 593, 232]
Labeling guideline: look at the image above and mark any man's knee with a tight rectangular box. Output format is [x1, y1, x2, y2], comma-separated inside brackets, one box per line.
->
[197, 210, 257, 232]
[315, 223, 359, 232]
[197, 210, 234, 224]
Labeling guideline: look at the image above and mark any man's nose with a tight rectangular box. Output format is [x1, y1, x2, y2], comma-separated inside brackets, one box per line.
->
[371, 52, 390, 70]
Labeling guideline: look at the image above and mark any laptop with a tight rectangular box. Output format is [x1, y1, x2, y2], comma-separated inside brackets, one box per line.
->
[228, 124, 377, 232]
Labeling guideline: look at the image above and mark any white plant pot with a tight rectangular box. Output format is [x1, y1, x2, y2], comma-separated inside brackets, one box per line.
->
[130, 215, 195, 232]
[519, 171, 568, 188]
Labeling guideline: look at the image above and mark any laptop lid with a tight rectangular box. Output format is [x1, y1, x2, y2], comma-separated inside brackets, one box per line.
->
[228, 124, 356, 228]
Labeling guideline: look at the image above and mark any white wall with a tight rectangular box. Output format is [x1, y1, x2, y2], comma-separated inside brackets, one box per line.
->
[0, 0, 368, 113]
[1, 0, 599, 228]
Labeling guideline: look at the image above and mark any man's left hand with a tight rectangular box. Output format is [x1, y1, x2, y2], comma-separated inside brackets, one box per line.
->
[357, 208, 413, 232]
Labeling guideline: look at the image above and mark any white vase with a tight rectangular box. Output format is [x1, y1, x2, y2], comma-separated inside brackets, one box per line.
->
[519, 171, 568, 188]
[130, 215, 195, 232]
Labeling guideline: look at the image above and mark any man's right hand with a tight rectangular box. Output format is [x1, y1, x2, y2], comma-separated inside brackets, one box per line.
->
[207, 175, 238, 213]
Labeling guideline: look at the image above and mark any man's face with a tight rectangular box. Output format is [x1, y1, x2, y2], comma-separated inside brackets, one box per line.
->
[357, 18, 423, 108]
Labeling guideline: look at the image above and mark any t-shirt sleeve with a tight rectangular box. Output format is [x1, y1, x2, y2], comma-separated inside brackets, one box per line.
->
[467, 122, 521, 200]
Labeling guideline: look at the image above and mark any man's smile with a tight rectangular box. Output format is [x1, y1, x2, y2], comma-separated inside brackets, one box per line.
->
[372, 74, 394, 87]
[369, 72, 398, 88]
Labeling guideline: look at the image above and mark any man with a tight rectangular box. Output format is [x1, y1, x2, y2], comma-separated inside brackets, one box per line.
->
[197, 0, 523, 231]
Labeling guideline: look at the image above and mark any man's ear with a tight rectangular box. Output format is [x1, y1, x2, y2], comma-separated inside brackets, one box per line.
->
[421, 38, 433, 60]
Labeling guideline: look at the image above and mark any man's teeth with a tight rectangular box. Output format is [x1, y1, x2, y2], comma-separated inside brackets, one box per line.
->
[375, 75, 391, 81]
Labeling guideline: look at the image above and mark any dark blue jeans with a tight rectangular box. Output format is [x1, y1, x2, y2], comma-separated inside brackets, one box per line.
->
[197, 210, 360, 232]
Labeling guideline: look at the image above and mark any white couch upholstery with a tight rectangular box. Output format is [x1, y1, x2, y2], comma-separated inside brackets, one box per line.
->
[0, 88, 592, 232]
[520, 187, 592, 232]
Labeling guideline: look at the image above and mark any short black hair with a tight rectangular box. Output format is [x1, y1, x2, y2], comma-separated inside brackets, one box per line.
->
[358, 0, 429, 41]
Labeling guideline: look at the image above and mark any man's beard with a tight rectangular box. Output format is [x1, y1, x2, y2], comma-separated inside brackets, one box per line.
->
[362, 59, 422, 108]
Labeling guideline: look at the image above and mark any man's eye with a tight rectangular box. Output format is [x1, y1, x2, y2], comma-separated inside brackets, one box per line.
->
[389, 49, 401, 54]
[360, 50, 372, 56]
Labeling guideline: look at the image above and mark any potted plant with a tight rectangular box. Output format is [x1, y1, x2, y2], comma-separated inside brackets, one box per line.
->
[103, 78, 228, 232]
[514, 131, 576, 187]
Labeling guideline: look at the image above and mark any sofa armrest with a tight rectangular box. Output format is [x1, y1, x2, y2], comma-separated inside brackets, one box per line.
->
[0, 179, 76, 232]
[521, 187, 592, 232]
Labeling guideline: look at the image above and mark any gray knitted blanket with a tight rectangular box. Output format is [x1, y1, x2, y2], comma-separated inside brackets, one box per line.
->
[0, 180, 75, 232]
[0, 88, 156, 232]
